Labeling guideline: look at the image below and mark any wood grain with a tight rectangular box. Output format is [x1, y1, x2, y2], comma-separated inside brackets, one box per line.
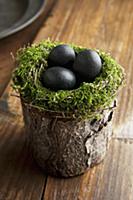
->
[0, 0, 133, 199]
[44, 139, 133, 200]
[0, 1, 55, 199]
[0, 113, 46, 200]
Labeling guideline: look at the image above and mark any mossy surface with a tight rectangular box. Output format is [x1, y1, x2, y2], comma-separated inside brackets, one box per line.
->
[12, 40, 125, 119]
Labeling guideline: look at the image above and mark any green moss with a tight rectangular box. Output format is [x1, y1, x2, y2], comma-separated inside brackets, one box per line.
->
[12, 39, 125, 119]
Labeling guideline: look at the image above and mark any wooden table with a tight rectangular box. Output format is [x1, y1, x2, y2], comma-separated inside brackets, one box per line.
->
[0, 0, 133, 199]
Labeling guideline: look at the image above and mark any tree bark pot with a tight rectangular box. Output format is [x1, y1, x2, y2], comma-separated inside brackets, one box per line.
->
[21, 99, 116, 177]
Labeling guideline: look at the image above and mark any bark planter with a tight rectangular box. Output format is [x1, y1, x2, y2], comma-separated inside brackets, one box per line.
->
[21, 99, 115, 177]
[13, 40, 124, 177]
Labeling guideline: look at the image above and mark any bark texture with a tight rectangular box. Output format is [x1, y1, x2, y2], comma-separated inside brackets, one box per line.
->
[21, 100, 115, 177]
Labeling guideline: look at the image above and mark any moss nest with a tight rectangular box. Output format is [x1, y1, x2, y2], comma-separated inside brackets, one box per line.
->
[13, 40, 125, 119]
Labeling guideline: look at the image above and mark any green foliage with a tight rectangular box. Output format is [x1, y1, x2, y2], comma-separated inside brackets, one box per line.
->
[12, 39, 125, 119]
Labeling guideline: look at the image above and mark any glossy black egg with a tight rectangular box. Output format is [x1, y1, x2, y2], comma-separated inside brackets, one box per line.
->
[73, 49, 102, 81]
[41, 67, 76, 91]
[48, 45, 76, 68]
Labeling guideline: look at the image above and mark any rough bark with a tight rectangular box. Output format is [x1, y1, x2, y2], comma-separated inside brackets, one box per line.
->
[21, 100, 116, 177]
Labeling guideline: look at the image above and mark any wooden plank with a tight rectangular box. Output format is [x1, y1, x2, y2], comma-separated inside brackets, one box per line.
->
[0, 1, 56, 199]
[0, 113, 46, 200]
[0, 85, 47, 199]
[43, 139, 133, 200]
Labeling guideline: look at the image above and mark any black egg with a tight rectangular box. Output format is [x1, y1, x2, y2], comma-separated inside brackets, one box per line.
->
[41, 67, 76, 91]
[48, 45, 75, 68]
[73, 49, 102, 81]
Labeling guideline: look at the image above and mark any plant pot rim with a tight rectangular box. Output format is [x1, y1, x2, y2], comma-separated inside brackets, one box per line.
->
[21, 96, 117, 120]
[21, 97, 78, 119]
[13, 40, 124, 119]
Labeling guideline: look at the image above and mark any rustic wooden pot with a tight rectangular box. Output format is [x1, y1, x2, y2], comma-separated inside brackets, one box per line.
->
[21, 99, 116, 177]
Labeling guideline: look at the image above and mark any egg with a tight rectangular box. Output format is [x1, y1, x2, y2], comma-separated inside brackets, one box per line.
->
[73, 49, 102, 81]
[48, 45, 76, 68]
[41, 67, 76, 91]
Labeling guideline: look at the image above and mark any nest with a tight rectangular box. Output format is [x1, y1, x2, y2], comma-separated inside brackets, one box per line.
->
[13, 40, 124, 119]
